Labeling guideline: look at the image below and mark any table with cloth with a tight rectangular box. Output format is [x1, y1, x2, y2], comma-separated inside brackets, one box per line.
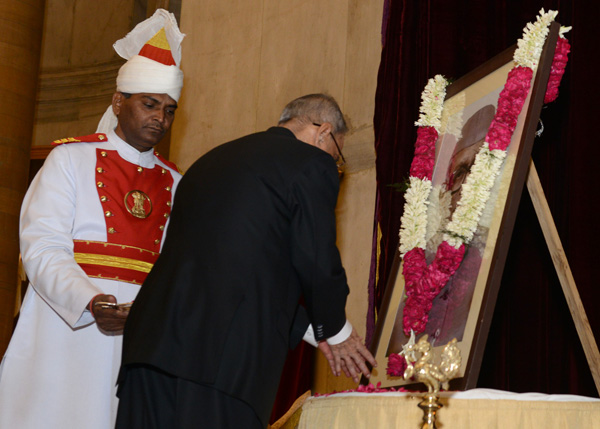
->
[276, 388, 600, 428]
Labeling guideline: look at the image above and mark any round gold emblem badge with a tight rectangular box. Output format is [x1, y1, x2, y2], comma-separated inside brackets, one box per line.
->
[124, 190, 153, 219]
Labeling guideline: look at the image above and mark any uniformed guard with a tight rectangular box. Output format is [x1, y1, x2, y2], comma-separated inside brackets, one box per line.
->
[0, 9, 185, 429]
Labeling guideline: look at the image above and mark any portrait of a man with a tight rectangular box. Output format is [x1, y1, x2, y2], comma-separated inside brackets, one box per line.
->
[387, 103, 497, 354]
[446, 104, 496, 214]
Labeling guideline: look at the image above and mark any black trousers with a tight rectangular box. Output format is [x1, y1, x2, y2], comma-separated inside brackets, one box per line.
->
[115, 365, 263, 429]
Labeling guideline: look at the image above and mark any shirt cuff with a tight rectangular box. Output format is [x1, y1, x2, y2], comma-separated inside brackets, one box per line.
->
[75, 309, 96, 328]
[325, 320, 352, 345]
[302, 324, 318, 347]
[302, 320, 353, 347]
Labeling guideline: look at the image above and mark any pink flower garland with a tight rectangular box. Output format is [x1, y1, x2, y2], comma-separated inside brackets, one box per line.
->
[544, 37, 571, 104]
[409, 126, 438, 180]
[402, 244, 465, 336]
[400, 65, 533, 337]
[486, 66, 533, 151]
[387, 352, 408, 377]
[387, 21, 571, 379]
[399, 37, 570, 338]
[401, 123, 469, 335]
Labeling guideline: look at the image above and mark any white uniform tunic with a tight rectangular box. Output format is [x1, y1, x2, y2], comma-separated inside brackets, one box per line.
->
[0, 130, 181, 429]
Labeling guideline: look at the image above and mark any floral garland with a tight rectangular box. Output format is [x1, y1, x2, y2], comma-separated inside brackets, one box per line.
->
[396, 8, 570, 345]
[544, 26, 571, 104]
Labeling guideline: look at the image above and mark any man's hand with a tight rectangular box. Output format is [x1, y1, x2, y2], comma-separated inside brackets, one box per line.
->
[89, 294, 129, 333]
[318, 327, 377, 383]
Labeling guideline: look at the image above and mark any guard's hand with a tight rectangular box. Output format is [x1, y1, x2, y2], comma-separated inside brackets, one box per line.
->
[89, 294, 129, 333]
[318, 328, 377, 383]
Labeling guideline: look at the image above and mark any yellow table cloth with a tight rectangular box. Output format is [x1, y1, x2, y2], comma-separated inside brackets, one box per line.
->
[297, 389, 600, 428]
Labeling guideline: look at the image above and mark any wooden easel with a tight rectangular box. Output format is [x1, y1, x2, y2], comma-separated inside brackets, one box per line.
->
[527, 160, 600, 394]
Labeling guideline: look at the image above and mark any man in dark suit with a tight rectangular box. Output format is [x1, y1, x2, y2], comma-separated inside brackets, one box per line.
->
[115, 94, 377, 428]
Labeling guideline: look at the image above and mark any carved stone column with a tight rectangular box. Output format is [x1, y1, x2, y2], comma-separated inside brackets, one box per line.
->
[0, 0, 45, 355]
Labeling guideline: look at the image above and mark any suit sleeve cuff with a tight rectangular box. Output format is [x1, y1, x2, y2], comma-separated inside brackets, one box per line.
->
[302, 320, 352, 347]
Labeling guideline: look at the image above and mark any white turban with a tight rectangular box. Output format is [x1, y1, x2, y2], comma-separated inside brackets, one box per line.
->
[117, 55, 183, 101]
[97, 9, 185, 134]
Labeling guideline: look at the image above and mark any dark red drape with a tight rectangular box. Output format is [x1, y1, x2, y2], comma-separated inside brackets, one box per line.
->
[371, 0, 600, 397]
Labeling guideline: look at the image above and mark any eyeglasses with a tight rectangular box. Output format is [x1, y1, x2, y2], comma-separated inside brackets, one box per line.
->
[312, 123, 346, 174]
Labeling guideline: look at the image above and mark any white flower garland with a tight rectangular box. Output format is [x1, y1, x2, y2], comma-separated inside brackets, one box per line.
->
[514, 8, 558, 70]
[399, 75, 447, 258]
[399, 177, 432, 255]
[414, 74, 448, 131]
[443, 146, 507, 247]
[559, 26, 572, 38]
[400, 10, 557, 254]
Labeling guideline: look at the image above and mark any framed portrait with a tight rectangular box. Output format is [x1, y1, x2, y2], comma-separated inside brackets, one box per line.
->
[367, 22, 560, 390]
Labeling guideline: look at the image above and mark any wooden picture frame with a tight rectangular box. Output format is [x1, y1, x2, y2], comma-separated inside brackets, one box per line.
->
[367, 22, 560, 390]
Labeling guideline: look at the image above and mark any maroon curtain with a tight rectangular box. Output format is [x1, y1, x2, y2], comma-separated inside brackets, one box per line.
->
[371, 0, 600, 397]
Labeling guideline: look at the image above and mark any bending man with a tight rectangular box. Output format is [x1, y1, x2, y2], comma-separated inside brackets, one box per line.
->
[116, 93, 377, 428]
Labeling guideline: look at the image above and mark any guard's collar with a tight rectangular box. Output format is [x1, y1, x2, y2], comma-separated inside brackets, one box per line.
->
[108, 129, 158, 168]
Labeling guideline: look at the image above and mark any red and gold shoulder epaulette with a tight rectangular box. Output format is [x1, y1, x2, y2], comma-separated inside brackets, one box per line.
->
[52, 133, 108, 146]
[154, 151, 182, 174]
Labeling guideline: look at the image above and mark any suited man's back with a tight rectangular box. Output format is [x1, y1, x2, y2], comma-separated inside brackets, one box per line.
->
[120, 126, 349, 425]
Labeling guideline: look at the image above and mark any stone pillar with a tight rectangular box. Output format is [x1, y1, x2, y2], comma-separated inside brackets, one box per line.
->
[0, 0, 45, 355]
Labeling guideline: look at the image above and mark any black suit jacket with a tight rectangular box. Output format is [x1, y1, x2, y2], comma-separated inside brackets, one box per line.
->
[120, 127, 349, 425]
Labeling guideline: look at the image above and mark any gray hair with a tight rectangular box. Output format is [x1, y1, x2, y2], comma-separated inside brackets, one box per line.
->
[278, 93, 348, 135]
